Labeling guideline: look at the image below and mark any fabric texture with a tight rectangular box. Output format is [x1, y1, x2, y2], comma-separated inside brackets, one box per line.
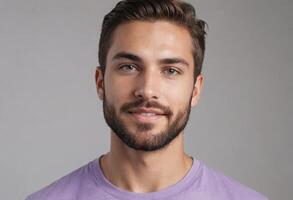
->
[25, 156, 268, 200]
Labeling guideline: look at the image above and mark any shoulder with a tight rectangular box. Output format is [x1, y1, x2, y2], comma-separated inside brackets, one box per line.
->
[25, 159, 98, 200]
[195, 160, 268, 200]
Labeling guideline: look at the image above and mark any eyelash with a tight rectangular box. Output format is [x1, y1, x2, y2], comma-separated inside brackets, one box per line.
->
[164, 68, 180, 76]
[118, 64, 181, 76]
[119, 64, 138, 72]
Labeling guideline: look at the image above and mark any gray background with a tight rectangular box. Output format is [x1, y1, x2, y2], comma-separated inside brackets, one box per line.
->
[0, 0, 292, 199]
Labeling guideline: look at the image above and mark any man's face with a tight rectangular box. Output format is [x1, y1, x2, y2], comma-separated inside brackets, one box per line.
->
[96, 20, 203, 151]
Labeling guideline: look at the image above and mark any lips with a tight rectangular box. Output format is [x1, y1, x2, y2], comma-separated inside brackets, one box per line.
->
[128, 107, 166, 123]
[128, 108, 165, 115]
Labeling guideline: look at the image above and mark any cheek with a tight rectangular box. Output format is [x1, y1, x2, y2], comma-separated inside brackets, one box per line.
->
[104, 75, 132, 107]
[165, 81, 193, 107]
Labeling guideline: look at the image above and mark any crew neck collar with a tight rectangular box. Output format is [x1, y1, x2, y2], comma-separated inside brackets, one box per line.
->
[91, 155, 201, 200]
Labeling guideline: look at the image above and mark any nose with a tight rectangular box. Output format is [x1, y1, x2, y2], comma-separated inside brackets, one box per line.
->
[134, 69, 160, 100]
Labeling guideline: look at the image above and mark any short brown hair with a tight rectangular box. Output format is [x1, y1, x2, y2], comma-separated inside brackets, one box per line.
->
[98, 0, 207, 78]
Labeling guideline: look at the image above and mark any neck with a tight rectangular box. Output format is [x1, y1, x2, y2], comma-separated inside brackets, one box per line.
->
[99, 131, 193, 193]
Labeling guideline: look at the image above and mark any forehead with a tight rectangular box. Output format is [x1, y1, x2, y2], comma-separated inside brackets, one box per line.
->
[107, 20, 194, 65]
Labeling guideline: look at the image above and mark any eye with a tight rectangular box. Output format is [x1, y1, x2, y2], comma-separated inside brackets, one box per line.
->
[119, 64, 138, 72]
[164, 68, 180, 76]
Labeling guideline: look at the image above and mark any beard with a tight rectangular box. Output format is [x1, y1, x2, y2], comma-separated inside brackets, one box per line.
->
[102, 94, 192, 151]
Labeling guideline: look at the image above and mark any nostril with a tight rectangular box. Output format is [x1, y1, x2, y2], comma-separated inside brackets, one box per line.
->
[134, 88, 159, 100]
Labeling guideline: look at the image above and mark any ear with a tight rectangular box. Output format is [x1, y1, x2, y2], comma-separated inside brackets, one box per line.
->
[95, 66, 104, 100]
[191, 74, 204, 107]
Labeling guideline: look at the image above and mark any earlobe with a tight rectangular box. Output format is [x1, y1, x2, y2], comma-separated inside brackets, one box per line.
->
[191, 74, 204, 107]
[95, 67, 104, 100]
[191, 87, 198, 107]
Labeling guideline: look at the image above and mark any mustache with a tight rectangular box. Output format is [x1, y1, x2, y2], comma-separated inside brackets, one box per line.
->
[121, 99, 173, 116]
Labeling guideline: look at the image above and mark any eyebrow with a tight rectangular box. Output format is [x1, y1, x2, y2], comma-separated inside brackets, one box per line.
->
[112, 52, 143, 63]
[158, 58, 189, 68]
[112, 51, 189, 68]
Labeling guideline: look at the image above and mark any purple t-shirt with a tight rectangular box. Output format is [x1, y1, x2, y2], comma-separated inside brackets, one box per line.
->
[25, 156, 267, 200]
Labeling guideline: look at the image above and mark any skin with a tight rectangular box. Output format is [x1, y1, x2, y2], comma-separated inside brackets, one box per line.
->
[95, 20, 204, 193]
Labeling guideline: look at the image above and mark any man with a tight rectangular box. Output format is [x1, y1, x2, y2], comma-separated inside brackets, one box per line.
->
[26, 0, 268, 199]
